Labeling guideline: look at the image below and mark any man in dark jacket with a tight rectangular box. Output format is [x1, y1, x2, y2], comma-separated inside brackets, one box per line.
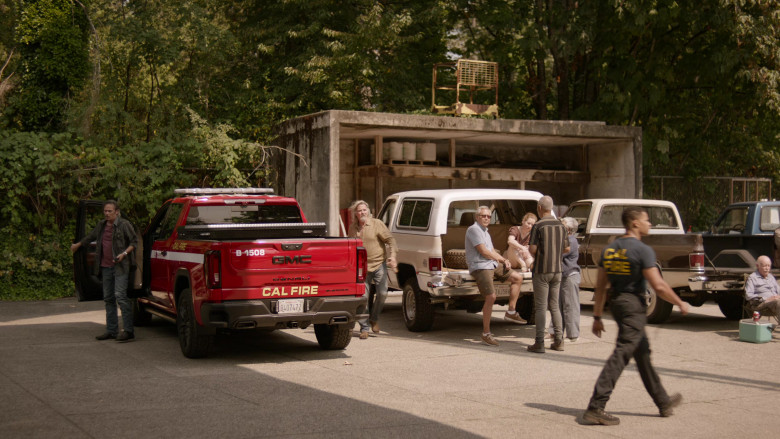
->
[71, 200, 138, 342]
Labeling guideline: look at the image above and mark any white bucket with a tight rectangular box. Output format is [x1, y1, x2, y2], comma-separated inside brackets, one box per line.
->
[382, 142, 391, 160]
[420, 142, 436, 161]
[388, 142, 403, 161]
[403, 142, 416, 160]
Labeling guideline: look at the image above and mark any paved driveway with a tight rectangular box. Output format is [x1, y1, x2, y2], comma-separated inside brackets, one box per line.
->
[1, 294, 777, 438]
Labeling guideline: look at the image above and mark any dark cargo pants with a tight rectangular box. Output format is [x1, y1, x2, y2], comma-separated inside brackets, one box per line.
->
[587, 292, 672, 411]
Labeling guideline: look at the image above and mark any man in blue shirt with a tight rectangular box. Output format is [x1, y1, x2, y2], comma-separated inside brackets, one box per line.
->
[745, 255, 780, 324]
[465, 206, 525, 346]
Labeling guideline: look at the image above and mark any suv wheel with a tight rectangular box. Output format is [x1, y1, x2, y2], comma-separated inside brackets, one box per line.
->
[402, 279, 434, 332]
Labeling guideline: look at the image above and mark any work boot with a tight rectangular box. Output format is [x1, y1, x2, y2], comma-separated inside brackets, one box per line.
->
[370, 321, 380, 333]
[116, 331, 134, 343]
[583, 408, 620, 426]
[95, 332, 116, 341]
[659, 393, 683, 417]
[527, 342, 545, 353]
[550, 339, 564, 351]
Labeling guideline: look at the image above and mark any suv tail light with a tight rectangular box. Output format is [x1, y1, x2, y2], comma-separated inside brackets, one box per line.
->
[689, 251, 705, 272]
[205, 250, 221, 288]
[428, 257, 442, 272]
[357, 246, 367, 282]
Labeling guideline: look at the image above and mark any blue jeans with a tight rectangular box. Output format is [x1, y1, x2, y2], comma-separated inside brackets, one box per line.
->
[532, 272, 563, 343]
[359, 263, 388, 331]
[549, 272, 581, 339]
[101, 266, 133, 335]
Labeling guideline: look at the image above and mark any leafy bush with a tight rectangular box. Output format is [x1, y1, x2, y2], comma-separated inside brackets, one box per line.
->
[0, 226, 73, 300]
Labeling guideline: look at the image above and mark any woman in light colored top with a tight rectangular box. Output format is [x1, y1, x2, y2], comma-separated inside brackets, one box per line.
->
[506, 212, 537, 272]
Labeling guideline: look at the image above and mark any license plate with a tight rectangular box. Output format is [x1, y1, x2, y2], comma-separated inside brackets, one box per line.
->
[277, 299, 304, 314]
[495, 284, 510, 297]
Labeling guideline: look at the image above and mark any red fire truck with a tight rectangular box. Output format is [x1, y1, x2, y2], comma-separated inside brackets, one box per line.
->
[73, 188, 367, 358]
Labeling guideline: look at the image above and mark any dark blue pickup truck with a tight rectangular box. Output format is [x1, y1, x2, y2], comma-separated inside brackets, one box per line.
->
[688, 201, 780, 319]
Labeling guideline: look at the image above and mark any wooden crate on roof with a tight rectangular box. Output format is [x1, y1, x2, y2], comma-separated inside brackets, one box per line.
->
[432, 59, 499, 117]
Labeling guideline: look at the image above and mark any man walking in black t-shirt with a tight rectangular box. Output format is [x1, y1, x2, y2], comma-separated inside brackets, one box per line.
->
[583, 207, 689, 426]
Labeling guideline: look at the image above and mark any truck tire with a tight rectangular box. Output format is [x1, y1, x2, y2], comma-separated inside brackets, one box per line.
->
[177, 289, 212, 358]
[717, 295, 744, 320]
[403, 279, 434, 332]
[314, 323, 353, 350]
[645, 284, 673, 324]
[444, 249, 468, 269]
[132, 299, 153, 326]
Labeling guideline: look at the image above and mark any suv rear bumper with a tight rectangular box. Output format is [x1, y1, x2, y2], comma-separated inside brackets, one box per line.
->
[199, 296, 368, 332]
[422, 270, 534, 298]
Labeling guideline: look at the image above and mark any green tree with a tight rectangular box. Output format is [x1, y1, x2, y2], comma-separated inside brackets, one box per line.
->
[6, 0, 90, 131]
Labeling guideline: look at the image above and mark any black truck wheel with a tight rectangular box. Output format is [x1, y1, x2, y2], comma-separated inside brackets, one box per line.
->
[177, 289, 213, 358]
[314, 323, 353, 350]
[645, 284, 673, 324]
[717, 294, 744, 320]
[132, 299, 153, 326]
[402, 279, 434, 332]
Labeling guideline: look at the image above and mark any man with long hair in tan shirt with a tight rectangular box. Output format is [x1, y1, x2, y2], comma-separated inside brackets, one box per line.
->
[348, 200, 398, 339]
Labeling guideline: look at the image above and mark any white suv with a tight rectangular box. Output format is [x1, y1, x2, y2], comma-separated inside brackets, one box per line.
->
[377, 189, 542, 331]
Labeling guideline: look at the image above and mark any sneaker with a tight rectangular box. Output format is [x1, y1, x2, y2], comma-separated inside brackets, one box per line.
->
[481, 333, 499, 346]
[583, 408, 620, 426]
[550, 339, 564, 351]
[503, 312, 527, 325]
[370, 321, 380, 333]
[568, 337, 579, 342]
[116, 331, 134, 343]
[359, 330, 369, 340]
[659, 393, 683, 417]
[527, 342, 545, 353]
[95, 332, 116, 341]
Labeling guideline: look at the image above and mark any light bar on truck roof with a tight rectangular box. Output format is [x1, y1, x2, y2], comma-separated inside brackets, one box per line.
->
[174, 188, 274, 196]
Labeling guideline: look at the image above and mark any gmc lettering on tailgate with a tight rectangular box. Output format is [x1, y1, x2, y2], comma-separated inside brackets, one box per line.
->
[272, 255, 312, 264]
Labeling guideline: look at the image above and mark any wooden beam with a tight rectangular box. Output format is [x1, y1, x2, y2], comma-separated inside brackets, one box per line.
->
[374, 135, 383, 210]
[353, 139, 360, 200]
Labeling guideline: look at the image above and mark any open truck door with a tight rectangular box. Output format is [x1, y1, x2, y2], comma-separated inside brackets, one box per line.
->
[73, 200, 105, 301]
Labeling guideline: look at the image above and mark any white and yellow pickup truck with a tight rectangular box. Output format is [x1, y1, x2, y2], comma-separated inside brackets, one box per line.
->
[565, 198, 705, 323]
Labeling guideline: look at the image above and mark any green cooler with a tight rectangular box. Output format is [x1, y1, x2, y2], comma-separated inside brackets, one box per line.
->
[739, 319, 773, 343]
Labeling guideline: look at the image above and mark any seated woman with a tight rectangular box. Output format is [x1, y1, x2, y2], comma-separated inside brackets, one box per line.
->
[506, 212, 537, 272]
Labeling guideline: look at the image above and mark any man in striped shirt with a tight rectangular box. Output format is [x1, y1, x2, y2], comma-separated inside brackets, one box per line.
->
[528, 196, 569, 353]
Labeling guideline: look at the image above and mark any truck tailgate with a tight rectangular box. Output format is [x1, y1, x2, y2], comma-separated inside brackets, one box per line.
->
[220, 238, 360, 297]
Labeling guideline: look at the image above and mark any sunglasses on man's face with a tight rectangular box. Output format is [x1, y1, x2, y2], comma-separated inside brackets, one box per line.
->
[478, 214, 491, 218]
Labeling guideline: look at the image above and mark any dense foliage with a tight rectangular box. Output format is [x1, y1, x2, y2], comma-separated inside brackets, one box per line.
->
[1, 0, 779, 299]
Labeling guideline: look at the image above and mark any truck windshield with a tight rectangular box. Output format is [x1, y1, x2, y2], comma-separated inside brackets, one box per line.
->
[565, 204, 591, 234]
[186, 204, 302, 224]
[712, 207, 748, 234]
[598, 205, 679, 229]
